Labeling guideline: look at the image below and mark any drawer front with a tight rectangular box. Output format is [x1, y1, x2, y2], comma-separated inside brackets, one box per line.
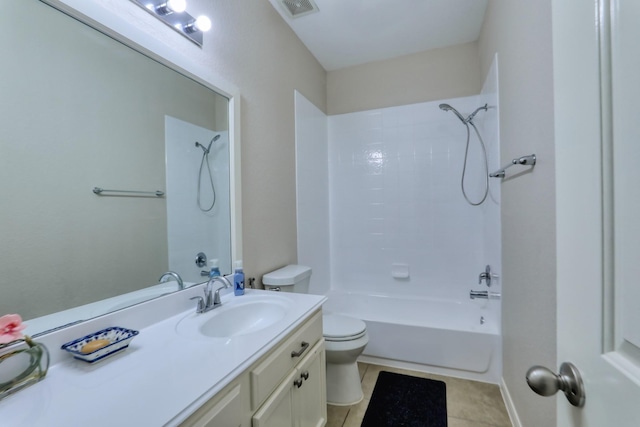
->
[250, 310, 322, 411]
[180, 379, 245, 427]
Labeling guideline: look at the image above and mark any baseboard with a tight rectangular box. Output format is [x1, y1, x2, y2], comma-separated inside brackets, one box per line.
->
[500, 377, 522, 427]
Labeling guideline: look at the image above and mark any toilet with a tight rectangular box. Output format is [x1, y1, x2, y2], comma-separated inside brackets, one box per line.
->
[263, 265, 368, 406]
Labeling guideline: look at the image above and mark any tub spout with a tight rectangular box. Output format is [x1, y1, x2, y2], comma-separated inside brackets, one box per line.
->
[470, 290, 501, 300]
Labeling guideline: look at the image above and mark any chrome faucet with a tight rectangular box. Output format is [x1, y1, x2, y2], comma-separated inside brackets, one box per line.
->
[159, 271, 184, 290]
[191, 275, 233, 313]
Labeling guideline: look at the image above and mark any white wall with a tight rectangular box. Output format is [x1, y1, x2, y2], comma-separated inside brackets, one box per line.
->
[294, 91, 330, 295]
[478, 1, 557, 426]
[327, 42, 482, 115]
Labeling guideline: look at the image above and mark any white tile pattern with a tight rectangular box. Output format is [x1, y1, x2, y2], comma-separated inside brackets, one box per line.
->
[328, 95, 498, 301]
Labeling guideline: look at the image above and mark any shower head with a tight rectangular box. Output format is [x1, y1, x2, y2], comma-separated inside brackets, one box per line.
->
[466, 104, 489, 123]
[195, 141, 209, 154]
[439, 103, 466, 124]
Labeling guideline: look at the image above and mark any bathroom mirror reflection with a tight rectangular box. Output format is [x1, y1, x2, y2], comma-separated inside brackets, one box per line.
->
[0, 1, 233, 334]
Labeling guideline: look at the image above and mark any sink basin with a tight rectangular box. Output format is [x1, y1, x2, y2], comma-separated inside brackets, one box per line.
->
[176, 294, 292, 339]
[200, 301, 286, 337]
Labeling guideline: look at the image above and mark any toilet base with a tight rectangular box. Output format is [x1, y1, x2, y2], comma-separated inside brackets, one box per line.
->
[326, 361, 363, 406]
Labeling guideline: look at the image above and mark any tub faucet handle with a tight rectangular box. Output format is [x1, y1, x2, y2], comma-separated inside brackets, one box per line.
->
[478, 265, 493, 287]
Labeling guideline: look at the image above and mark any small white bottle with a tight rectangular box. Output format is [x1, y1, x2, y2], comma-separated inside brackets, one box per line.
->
[234, 260, 245, 296]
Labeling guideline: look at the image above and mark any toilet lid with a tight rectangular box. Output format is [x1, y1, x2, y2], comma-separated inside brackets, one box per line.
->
[323, 314, 367, 340]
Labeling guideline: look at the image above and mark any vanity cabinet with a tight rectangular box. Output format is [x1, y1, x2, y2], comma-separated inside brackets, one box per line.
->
[252, 340, 326, 427]
[180, 310, 326, 427]
[180, 378, 248, 427]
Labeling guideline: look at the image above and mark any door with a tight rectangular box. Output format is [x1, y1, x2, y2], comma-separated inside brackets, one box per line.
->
[554, 0, 640, 425]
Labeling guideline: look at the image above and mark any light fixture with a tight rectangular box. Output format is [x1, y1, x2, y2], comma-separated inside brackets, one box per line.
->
[131, 0, 211, 47]
[155, 0, 187, 15]
[184, 16, 212, 33]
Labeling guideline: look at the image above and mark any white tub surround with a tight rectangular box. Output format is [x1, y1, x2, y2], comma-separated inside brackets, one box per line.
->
[295, 62, 501, 382]
[326, 96, 500, 299]
[324, 290, 500, 383]
[0, 288, 325, 426]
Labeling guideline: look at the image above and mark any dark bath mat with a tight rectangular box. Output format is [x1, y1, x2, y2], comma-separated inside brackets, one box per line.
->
[361, 371, 447, 427]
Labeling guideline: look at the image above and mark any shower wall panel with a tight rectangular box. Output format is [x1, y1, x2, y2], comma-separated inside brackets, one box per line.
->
[327, 95, 499, 300]
[294, 91, 331, 295]
[165, 116, 232, 282]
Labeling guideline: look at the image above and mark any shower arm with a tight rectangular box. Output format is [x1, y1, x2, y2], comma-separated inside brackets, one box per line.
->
[489, 154, 537, 178]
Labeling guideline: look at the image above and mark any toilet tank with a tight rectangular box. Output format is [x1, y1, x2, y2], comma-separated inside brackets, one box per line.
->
[262, 265, 312, 293]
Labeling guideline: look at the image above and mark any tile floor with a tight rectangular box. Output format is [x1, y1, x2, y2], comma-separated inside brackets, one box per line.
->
[326, 363, 512, 427]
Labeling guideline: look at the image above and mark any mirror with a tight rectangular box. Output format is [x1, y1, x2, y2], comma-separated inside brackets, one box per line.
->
[0, 1, 236, 335]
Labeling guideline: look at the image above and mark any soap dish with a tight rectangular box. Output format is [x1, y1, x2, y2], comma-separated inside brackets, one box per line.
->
[61, 327, 139, 363]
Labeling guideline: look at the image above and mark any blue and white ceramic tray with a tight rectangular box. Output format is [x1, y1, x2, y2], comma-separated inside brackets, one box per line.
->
[61, 327, 139, 363]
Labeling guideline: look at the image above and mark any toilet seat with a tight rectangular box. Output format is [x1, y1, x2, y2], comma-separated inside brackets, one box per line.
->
[323, 314, 367, 342]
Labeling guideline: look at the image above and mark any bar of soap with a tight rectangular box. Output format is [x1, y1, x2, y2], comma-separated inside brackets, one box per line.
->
[81, 339, 111, 354]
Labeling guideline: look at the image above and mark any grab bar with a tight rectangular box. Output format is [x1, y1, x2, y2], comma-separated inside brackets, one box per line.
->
[489, 154, 536, 178]
[92, 187, 165, 197]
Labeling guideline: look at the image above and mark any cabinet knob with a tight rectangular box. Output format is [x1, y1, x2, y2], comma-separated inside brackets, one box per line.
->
[293, 378, 303, 388]
[301, 371, 309, 381]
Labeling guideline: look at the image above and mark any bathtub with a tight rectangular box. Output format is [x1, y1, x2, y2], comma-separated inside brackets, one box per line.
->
[323, 290, 500, 380]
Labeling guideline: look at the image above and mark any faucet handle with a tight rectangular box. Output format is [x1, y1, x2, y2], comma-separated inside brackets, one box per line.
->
[190, 296, 205, 313]
[213, 289, 222, 305]
[478, 265, 493, 287]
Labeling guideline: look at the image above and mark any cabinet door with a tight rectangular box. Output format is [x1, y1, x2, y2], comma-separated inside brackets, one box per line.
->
[293, 340, 326, 427]
[183, 383, 243, 427]
[252, 371, 296, 427]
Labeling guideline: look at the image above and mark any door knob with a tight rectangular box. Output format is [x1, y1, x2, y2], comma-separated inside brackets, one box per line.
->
[526, 362, 585, 407]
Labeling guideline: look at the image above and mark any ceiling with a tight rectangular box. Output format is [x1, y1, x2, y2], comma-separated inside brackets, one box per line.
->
[268, 0, 489, 71]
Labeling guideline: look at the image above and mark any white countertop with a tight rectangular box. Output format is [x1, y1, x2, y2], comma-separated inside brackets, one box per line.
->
[0, 288, 326, 426]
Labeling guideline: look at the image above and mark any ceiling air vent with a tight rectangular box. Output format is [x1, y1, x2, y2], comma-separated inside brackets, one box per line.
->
[280, 0, 319, 18]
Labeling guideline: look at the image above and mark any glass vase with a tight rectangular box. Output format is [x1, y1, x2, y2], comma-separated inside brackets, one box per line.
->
[0, 337, 50, 401]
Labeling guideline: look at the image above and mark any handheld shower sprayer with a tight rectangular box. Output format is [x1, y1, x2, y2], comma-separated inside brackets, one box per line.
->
[439, 103, 467, 124]
[439, 102, 491, 206]
[195, 134, 221, 155]
[439, 103, 488, 124]
[195, 133, 221, 212]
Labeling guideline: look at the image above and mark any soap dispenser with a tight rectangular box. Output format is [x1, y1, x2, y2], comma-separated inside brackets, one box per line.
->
[208, 259, 221, 279]
[234, 260, 245, 296]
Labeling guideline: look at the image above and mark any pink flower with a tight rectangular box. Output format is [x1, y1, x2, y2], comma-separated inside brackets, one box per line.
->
[0, 314, 26, 344]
